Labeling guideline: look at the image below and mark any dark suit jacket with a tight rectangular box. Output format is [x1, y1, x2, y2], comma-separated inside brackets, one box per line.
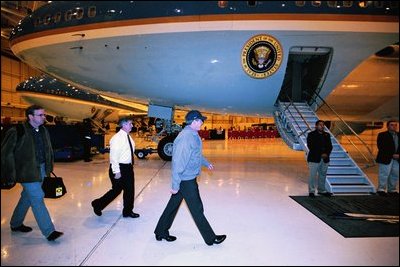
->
[307, 130, 333, 163]
[376, 131, 399, 164]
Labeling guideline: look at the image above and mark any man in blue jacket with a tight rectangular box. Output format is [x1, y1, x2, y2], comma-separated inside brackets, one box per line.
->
[376, 120, 399, 196]
[154, 110, 226, 245]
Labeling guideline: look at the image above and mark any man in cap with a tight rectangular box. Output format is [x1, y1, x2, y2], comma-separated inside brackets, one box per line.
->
[154, 110, 226, 245]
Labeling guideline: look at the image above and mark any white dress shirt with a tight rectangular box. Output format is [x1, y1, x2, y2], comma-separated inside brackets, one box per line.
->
[109, 129, 135, 174]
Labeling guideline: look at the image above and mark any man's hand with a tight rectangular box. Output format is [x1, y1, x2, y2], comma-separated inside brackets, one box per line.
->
[393, 154, 399, 159]
[321, 153, 328, 159]
[170, 189, 178, 194]
[114, 172, 122, 179]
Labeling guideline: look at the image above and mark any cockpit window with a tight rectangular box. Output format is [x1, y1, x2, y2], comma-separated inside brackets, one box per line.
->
[88, 6, 96, 17]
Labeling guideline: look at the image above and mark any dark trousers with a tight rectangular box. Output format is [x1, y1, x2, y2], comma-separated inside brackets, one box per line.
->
[93, 164, 134, 215]
[154, 178, 216, 244]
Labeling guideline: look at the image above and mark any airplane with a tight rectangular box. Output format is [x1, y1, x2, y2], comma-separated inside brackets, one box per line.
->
[7, 1, 399, 161]
[16, 75, 148, 129]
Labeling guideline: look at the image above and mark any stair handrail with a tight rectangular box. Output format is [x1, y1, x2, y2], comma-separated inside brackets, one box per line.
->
[308, 92, 376, 166]
[282, 95, 313, 138]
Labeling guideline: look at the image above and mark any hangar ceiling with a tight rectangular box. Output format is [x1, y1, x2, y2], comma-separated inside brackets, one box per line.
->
[1, 1, 47, 59]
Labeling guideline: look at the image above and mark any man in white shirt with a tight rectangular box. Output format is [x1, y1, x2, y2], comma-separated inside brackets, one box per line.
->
[91, 117, 139, 218]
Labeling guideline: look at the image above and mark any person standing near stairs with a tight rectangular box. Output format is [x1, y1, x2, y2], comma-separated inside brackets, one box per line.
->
[306, 120, 333, 197]
[376, 120, 399, 196]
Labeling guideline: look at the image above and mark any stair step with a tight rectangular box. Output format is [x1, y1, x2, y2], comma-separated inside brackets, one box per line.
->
[330, 151, 348, 158]
[328, 175, 369, 184]
[327, 166, 361, 175]
[329, 158, 354, 166]
[330, 185, 375, 193]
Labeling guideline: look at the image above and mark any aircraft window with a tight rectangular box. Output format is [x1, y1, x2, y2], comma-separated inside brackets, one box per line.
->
[88, 6, 96, 17]
[327, 1, 337, 8]
[76, 8, 84, 20]
[54, 12, 61, 23]
[311, 1, 322, 7]
[106, 9, 113, 16]
[295, 1, 306, 7]
[44, 14, 52, 25]
[247, 1, 257, 6]
[65, 10, 72, 21]
[358, 1, 372, 8]
[342, 1, 353, 7]
[34, 17, 42, 27]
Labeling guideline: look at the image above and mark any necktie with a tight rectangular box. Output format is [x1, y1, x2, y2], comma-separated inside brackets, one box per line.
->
[127, 134, 134, 164]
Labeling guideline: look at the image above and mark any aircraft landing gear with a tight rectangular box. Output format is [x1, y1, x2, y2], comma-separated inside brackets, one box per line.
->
[157, 135, 176, 161]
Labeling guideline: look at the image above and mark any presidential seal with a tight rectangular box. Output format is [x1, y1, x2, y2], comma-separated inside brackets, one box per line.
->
[241, 34, 283, 79]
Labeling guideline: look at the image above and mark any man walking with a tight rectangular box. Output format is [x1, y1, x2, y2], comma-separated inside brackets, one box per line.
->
[154, 110, 226, 245]
[1, 105, 63, 241]
[91, 117, 139, 218]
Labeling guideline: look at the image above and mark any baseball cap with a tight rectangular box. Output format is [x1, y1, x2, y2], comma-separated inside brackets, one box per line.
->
[185, 110, 207, 123]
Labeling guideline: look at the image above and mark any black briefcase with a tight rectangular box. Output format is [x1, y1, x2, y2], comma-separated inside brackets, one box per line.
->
[42, 171, 67, 198]
[1, 178, 16, 190]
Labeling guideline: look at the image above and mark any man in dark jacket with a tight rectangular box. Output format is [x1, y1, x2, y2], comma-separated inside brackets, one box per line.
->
[1, 105, 63, 241]
[376, 120, 399, 196]
[306, 120, 333, 197]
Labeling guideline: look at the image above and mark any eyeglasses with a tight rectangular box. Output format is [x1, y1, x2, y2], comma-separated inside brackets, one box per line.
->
[34, 114, 46, 117]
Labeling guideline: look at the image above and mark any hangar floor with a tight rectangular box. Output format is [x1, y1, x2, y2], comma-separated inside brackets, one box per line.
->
[1, 138, 398, 266]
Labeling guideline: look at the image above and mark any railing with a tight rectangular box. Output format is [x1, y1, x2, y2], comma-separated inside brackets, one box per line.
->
[282, 94, 313, 138]
[309, 92, 376, 168]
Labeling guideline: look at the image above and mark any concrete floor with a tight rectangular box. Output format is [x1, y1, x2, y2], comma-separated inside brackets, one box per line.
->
[1, 138, 398, 266]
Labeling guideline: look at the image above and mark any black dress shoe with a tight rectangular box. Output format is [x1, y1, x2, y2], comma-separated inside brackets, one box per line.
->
[47, 231, 64, 241]
[11, 224, 32, 233]
[213, 234, 226, 244]
[123, 212, 140, 218]
[91, 200, 102, 216]
[155, 235, 177, 242]
[377, 191, 387, 196]
[318, 192, 333, 197]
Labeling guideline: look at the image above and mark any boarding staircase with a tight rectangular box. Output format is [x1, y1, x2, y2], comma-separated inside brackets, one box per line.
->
[274, 101, 376, 195]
